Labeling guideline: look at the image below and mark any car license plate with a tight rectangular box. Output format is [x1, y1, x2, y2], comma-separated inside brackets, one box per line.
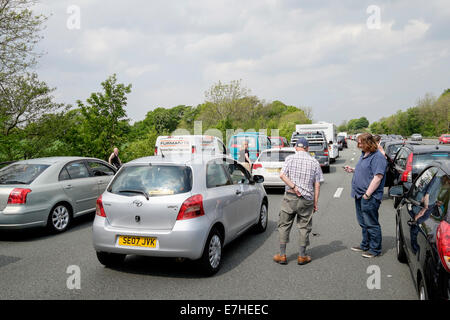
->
[310, 152, 315, 156]
[118, 236, 157, 248]
[266, 168, 280, 173]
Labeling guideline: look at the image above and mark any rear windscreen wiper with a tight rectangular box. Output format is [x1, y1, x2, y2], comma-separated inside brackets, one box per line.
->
[117, 189, 149, 200]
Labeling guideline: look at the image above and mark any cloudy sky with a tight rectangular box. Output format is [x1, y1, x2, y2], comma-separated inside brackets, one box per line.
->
[33, 0, 450, 125]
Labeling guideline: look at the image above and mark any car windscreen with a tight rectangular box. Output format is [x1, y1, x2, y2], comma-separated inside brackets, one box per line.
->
[386, 144, 402, 158]
[108, 165, 192, 197]
[259, 151, 295, 162]
[413, 152, 450, 171]
[0, 164, 50, 185]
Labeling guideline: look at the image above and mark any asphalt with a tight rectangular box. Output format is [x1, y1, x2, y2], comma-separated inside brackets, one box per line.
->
[0, 141, 421, 300]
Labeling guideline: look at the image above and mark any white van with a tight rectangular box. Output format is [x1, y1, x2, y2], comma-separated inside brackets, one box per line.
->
[295, 122, 339, 162]
[154, 135, 227, 156]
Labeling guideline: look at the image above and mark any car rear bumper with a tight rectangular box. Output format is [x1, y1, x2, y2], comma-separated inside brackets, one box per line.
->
[92, 215, 210, 260]
[0, 207, 48, 230]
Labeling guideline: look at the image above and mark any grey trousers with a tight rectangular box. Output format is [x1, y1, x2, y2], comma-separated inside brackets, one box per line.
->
[278, 192, 314, 247]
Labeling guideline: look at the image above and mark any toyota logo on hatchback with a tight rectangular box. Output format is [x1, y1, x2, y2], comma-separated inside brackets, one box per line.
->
[132, 200, 143, 207]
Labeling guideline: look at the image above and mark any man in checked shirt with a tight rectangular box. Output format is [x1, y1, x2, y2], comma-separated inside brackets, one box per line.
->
[273, 137, 324, 265]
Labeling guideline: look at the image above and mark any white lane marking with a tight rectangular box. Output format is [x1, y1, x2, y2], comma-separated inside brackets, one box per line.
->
[334, 187, 344, 198]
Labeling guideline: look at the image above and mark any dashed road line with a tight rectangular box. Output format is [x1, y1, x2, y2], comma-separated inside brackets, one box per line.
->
[333, 187, 344, 198]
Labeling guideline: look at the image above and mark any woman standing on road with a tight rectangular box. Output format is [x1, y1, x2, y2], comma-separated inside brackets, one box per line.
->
[344, 133, 387, 258]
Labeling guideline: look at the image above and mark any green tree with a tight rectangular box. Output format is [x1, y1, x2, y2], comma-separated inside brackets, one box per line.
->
[77, 74, 132, 160]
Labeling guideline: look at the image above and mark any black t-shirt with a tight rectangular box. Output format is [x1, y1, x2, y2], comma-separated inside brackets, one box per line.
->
[239, 149, 250, 163]
[111, 154, 121, 169]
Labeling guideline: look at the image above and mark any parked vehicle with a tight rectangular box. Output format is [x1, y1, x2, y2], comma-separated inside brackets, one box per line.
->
[290, 131, 330, 173]
[439, 134, 450, 144]
[386, 145, 450, 207]
[269, 136, 289, 149]
[383, 140, 421, 162]
[155, 135, 227, 157]
[295, 122, 339, 162]
[0, 157, 117, 232]
[337, 135, 347, 150]
[252, 148, 296, 187]
[389, 161, 450, 300]
[411, 133, 423, 141]
[228, 132, 271, 162]
[92, 154, 268, 275]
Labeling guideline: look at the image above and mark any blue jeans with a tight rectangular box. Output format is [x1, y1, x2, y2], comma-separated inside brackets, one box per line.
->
[355, 197, 382, 256]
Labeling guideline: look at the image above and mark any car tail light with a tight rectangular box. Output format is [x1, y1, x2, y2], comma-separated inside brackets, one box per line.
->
[7, 188, 32, 204]
[177, 194, 204, 220]
[96, 195, 106, 217]
[192, 146, 196, 154]
[154, 147, 158, 154]
[401, 153, 413, 182]
[324, 150, 329, 156]
[253, 163, 262, 170]
[436, 220, 450, 273]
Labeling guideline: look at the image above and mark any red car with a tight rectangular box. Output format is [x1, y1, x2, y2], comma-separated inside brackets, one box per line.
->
[269, 136, 289, 148]
[439, 134, 450, 144]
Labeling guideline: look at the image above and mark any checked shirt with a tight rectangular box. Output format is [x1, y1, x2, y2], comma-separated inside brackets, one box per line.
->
[280, 151, 324, 200]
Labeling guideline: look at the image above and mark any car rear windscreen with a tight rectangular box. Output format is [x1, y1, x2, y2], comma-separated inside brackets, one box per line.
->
[270, 138, 282, 146]
[414, 152, 450, 170]
[0, 164, 50, 185]
[259, 151, 295, 162]
[109, 165, 192, 197]
[309, 143, 326, 152]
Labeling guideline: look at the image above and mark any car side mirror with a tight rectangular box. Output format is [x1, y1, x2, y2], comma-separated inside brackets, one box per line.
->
[389, 185, 404, 198]
[252, 175, 264, 184]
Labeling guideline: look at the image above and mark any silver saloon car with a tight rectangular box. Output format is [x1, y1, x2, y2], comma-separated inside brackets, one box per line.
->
[92, 155, 268, 275]
[0, 157, 116, 232]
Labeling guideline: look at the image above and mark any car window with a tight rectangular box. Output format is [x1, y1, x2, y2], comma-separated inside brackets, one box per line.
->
[395, 148, 409, 169]
[234, 136, 257, 149]
[87, 161, 115, 176]
[59, 167, 71, 181]
[109, 165, 192, 196]
[414, 152, 450, 171]
[64, 162, 90, 180]
[411, 167, 438, 203]
[224, 162, 250, 185]
[271, 138, 282, 146]
[0, 164, 50, 185]
[206, 160, 231, 188]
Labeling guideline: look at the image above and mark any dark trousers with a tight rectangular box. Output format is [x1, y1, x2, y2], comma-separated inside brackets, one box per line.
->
[355, 197, 382, 256]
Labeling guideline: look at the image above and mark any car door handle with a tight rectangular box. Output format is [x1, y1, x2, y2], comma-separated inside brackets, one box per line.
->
[97, 181, 105, 185]
[236, 190, 242, 195]
[64, 185, 73, 190]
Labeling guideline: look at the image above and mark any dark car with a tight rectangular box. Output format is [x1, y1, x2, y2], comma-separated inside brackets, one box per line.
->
[291, 131, 330, 173]
[389, 161, 450, 300]
[386, 145, 450, 191]
[337, 135, 347, 150]
[383, 140, 422, 162]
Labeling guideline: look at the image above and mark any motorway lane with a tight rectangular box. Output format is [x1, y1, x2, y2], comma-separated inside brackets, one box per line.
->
[0, 143, 418, 300]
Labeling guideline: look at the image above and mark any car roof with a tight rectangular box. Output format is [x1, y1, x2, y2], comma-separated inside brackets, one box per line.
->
[11, 156, 100, 165]
[261, 147, 296, 153]
[125, 154, 235, 166]
[404, 144, 450, 153]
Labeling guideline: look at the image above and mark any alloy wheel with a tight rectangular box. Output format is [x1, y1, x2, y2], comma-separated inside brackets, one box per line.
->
[52, 205, 70, 231]
[208, 235, 221, 269]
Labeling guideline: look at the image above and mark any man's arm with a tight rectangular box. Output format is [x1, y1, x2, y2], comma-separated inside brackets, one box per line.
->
[280, 173, 301, 196]
[364, 174, 383, 198]
[314, 181, 320, 212]
[108, 153, 114, 165]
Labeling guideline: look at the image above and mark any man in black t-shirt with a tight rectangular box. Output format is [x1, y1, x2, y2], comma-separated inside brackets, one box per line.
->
[238, 141, 251, 172]
[108, 147, 122, 169]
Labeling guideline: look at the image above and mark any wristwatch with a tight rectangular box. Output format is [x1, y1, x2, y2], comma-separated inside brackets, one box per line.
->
[364, 193, 371, 199]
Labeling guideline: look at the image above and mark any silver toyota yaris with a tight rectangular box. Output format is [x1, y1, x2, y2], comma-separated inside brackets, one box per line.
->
[92, 154, 268, 275]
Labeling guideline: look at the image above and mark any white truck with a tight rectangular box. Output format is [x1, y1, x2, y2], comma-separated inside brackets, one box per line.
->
[294, 122, 339, 162]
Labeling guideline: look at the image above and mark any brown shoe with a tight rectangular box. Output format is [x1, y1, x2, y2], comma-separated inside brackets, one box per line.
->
[273, 254, 287, 265]
[297, 255, 312, 265]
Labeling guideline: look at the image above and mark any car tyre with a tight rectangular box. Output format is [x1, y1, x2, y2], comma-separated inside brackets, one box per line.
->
[199, 228, 223, 276]
[396, 216, 407, 263]
[253, 203, 268, 233]
[96, 251, 126, 267]
[47, 204, 72, 233]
